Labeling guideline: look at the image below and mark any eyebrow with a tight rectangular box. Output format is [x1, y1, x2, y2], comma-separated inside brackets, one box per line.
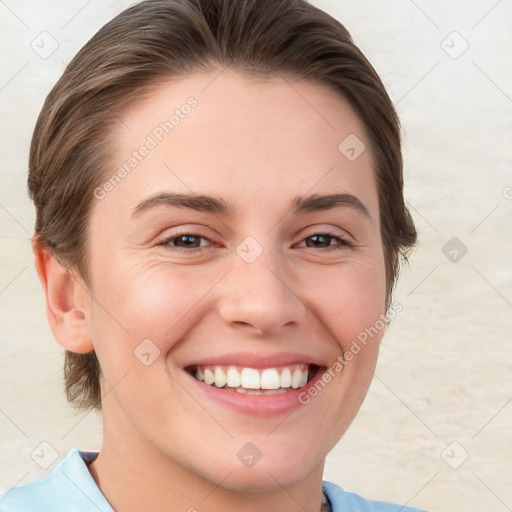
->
[132, 192, 234, 218]
[291, 192, 370, 219]
[131, 192, 370, 220]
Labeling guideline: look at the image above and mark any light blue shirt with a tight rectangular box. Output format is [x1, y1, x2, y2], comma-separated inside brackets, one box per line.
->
[0, 449, 428, 511]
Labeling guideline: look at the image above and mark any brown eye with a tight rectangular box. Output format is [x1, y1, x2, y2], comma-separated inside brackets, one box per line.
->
[305, 234, 334, 248]
[171, 234, 203, 248]
[159, 232, 212, 251]
[298, 233, 352, 251]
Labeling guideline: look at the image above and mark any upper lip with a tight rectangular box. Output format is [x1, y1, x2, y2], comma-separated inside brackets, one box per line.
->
[183, 352, 326, 369]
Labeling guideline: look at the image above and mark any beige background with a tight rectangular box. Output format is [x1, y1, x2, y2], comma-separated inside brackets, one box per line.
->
[1, 1, 511, 511]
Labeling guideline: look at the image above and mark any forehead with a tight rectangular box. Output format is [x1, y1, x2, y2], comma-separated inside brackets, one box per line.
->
[101, 68, 377, 218]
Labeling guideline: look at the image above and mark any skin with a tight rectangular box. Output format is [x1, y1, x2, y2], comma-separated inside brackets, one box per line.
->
[35, 68, 388, 512]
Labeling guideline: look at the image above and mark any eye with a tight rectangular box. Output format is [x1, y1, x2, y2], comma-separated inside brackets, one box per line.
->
[298, 232, 352, 251]
[158, 232, 213, 251]
[157, 230, 351, 253]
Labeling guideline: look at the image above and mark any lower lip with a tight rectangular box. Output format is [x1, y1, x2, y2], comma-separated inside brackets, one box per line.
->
[182, 367, 326, 417]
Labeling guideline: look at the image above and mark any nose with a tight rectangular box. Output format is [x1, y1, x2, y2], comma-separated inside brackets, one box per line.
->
[216, 248, 307, 336]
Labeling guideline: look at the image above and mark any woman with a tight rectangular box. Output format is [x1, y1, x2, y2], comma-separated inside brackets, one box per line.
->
[1, 0, 423, 510]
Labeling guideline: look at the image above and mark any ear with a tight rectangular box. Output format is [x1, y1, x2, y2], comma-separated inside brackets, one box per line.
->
[33, 238, 94, 354]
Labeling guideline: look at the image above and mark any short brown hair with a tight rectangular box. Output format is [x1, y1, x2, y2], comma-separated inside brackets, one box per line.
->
[29, 0, 417, 411]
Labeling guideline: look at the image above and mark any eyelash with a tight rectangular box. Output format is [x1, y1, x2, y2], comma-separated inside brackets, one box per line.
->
[158, 231, 352, 253]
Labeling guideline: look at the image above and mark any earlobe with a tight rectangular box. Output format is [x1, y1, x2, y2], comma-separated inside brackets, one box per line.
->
[32, 238, 94, 354]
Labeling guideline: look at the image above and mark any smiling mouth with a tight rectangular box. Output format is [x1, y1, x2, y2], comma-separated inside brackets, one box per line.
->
[185, 363, 321, 395]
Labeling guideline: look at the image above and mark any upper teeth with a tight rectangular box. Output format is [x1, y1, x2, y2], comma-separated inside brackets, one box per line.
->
[193, 364, 309, 390]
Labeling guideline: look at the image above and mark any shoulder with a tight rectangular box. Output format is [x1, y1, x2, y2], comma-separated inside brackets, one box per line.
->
[0, 449, 112, 512]
[322, 480, 430, 512]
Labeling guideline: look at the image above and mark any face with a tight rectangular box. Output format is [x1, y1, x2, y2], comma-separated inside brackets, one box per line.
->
[82, 68, 387, 491]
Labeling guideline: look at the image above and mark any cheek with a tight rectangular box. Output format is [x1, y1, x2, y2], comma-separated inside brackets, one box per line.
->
[308, 257, 387, 351]
[84, 260, 227, 419]
[88, 245, 386, 357]
[88, 257, 226, 354]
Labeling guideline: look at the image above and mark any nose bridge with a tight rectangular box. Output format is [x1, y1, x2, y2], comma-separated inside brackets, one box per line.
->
[217, 238, 306, 333]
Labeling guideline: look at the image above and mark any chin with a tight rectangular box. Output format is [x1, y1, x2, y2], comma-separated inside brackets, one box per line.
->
[212, 459, 318, 493]
[190, 438, 325, 493]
